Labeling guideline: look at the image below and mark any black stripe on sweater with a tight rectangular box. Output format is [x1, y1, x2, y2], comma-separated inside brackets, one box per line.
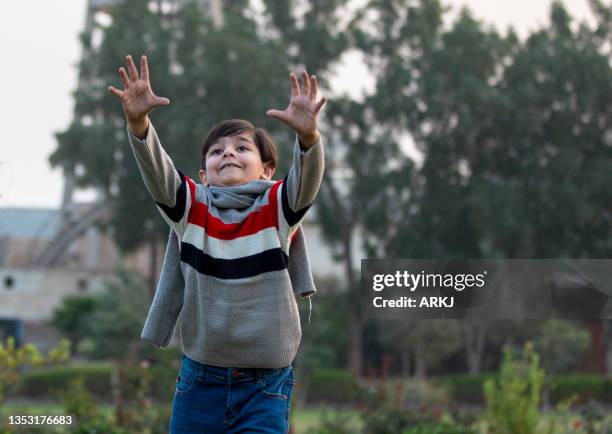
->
[155, 170, 187, 223]
[180, 242, 289, 279]
[281, 175, 311, 226]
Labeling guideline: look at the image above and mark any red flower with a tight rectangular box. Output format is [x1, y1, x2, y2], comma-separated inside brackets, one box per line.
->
[573, 420, 583, 430]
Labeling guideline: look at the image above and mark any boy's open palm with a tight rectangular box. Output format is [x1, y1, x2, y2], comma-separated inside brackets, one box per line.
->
[266, 71, 326, 147]
[108, 55, 170, 124]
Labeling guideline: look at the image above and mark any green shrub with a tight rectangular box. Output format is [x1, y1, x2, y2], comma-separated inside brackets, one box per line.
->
[483, 343, 544, 434]
[18, 365, 113, 401]
[434, 374, 494, 405]
[550, 375, 612, 404]
[17, 363, 180, 403]
[306, 369, 365, 404]
[403, 422, 476, 434]
[438, 372, 612, 407]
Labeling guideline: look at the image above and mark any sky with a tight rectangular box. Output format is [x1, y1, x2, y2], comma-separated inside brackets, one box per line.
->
[0, 0, 597, 209]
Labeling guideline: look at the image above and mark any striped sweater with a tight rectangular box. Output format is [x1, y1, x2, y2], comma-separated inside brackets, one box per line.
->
[128, 123, 324, 368]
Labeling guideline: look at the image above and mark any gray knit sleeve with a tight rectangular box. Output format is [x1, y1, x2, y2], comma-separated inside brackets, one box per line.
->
[284, 136, 325, 212]
[127, 123, 193, 235]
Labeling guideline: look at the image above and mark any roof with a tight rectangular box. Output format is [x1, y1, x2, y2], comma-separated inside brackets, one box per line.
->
[0, 208, 61, 240]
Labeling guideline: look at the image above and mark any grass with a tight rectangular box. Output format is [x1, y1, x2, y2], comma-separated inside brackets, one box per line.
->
[293, 405, 362, 433]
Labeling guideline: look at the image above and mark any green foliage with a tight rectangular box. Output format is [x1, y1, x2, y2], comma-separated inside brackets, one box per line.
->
[435, 373, 494, 404]
[376, 319, 462, 379]
[353, 0, 612, 259]
[305, 409, 356, 434]
[483, 343, 545, 434]
[84, 268, 149, 360]
[61, 376, 102, 424]
[357, 381, 476, 434]
[0, 337, 70, 404]
[305, 368, 365, 404]
[18, 364, 113, 401]
[533, 320, 590, 376]
[51, 294, 98, 355]
[297, 284, 352, 371]
[549, 375, 612, 405]
[403, 423, 475, 434]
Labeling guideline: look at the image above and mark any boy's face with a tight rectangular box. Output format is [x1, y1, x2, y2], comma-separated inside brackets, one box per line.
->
[199, 132, 275, 187]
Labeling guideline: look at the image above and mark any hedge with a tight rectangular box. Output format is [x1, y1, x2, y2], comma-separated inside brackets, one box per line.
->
[436, 373, 612, 405]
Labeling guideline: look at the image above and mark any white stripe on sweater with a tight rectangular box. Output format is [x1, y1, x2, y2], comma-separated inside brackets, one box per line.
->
[182, 224, 283, 259]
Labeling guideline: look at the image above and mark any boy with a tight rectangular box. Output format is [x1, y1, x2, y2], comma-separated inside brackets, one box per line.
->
[108, 54, 325, 433]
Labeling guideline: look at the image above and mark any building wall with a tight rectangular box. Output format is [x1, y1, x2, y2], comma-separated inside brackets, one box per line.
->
[0, 268, 109, 322]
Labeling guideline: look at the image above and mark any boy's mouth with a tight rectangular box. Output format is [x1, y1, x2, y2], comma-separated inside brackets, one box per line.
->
[220, 163, 242, 170]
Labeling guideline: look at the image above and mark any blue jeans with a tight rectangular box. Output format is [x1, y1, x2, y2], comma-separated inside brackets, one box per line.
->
[169, 354, 295, 433]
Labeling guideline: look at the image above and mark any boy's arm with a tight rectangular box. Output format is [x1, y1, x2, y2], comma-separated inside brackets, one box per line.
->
[267, 70, 326, 232]
[283, 134, 324, 213]
[109, 54, 192, 235]
[128, 123, 193, 235]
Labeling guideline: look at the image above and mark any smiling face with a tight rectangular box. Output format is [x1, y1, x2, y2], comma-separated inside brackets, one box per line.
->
[199, 132, 275, 187]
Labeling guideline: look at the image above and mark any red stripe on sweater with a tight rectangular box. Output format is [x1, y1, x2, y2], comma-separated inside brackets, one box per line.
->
[186, 180, 283, 240]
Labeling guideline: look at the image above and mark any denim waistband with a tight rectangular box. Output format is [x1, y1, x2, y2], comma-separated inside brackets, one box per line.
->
[180, 353, 291, 383]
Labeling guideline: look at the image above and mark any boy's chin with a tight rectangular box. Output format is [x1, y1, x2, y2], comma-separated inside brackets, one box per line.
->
[210, 176, 258, 187]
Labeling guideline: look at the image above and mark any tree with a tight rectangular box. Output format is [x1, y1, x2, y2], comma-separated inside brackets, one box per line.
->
[51, 294, 98, 357]
[352, 0, 612, 374]
[534, 320, 590, 408]
[377, 319, 462, 379]
[51, 0, 292, 292]
[82, 267, 150, 425]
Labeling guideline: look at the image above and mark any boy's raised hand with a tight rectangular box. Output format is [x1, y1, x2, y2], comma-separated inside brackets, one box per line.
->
[108, 55, 169, 138]
[266, 71, 326, 149]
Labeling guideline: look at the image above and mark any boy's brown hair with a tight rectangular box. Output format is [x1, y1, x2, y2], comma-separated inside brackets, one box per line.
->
[201, 119, 278, 170]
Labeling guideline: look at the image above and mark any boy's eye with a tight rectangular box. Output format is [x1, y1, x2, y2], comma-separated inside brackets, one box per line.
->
[210, 149, 222, 155]
[238, 145, 249, 151]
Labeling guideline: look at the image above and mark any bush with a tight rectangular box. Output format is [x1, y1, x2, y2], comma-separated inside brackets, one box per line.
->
[306, 369, 365, 404]
[17, 362, 180, 403]
[483, 343, 544, 434]
[403, 423, 476, 434]
[550, 375, 612, 405]
[438, 372, 612, 407]
[18, 364, 113, 401]
[435, 374, 494, 405]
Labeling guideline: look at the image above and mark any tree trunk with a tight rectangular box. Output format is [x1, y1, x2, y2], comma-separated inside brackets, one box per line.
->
[463, 319, 488, 374]
[344, 230, 362, 377]
[414, 341, 427, 379]
[400, 351, 411, 377]
[112, 362, 125, 426]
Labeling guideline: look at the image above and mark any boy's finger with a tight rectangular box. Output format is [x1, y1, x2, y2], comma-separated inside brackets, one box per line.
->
[152, 95, 171, 106]
[301, 70, 310, 97]
[266, 109, 289, 124]
[141, 55, 149, 82]
[119, 67, 130, 88]
[310, 75, 318, 101]
[290, 73, 300, 97]
[108, 86, 124, 99]
[126, 55, 139, 81]
[314, 97, 327, 114]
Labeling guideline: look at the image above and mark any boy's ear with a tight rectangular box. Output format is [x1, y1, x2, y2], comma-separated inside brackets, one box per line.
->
[198, 169, 207, 185]
[261, 162, 275, 180]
